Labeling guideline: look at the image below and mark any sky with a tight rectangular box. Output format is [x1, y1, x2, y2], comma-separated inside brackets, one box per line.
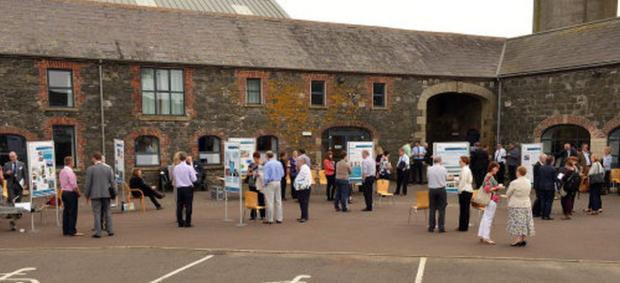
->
[276, 0, 618, 38]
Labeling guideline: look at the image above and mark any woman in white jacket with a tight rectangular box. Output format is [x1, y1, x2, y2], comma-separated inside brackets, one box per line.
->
[457, 156, 474, 231]
[506, 166, 535, 247]
[294, 158, 313, 223]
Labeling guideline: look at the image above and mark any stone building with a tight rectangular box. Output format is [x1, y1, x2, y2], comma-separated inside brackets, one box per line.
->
[0, 0, 619, 183]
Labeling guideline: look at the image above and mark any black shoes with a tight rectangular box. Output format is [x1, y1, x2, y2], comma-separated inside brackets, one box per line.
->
[361, 208, 372, 212]
[297, 218, 307, 223]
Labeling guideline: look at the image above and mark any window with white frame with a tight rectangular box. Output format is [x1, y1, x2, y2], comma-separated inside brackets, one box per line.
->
[135, 136, 160, 166]
[246, 78, 262, 105]
[141, 68, 184, 115]
[48, 70, 74, 107]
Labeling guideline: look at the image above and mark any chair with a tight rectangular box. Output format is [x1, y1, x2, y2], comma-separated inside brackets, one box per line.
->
[244, 191, 264, 220]
[408, 191, 429, 224]
[317, 170, 327, 194]
[123, 182, 146, 212]
[376, 179, 394, 205]
[610, 169, 620, 193]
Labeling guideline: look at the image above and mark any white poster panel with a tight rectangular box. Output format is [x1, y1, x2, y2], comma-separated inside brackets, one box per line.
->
[26, 141, 57, 198]
[521, 143, 543, 183]
[229, 138, 256, 177]
[114, 139, 125, 183]
[347, 141, 374, 182]
[433, 142, 470, 193]
[224, 142, 242, 192]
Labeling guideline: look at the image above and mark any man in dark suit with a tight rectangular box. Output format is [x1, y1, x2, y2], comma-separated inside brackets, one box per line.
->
[84, 152, 116, 238]
[556, 143, 577, 168]
[3, 151, 27, 203]
[470, 143, 489, 188]
[539, 155, 558, 220]
[532, 154, 546, 217]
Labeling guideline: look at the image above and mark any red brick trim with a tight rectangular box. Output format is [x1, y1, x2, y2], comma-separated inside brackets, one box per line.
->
[0, 127, 38, 141]
[42, 117, 86, 170]
[189, 130, 226, 160]
[533, 115, 605, 140]
[602, 116, 620, 135]
[235, 70, 270, 105]
[366, 76, 394, 110]
[319, 121, 380, 141]
[303, 74, 332, 107]
[37, 60, 85, 109]
[124, 128, 170, 169]
[130, 66, 195, 118]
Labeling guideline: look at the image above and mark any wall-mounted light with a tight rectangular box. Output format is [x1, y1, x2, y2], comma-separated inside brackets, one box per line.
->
[302, 131, 312, 137]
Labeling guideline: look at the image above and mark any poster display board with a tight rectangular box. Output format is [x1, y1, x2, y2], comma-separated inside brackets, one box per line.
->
[433, 142, 470, 193]
[26, 141, 57, 198]
[224, 142, 242, 192]
[228, 138, 256, 177]
[114, 139, 125, 183]
[347, 141, 374, 182]
[521, 143, 543, 183]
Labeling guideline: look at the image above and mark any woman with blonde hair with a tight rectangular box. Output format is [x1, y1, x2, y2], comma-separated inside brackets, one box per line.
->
[506, 166, 535, 247]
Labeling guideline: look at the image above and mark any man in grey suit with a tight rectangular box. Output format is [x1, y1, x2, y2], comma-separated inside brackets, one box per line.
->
[84, 152, 116, 238]
[3, 151, 28, 203]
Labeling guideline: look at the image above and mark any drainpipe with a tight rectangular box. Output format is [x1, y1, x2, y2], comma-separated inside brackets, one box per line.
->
[98, 59, 106, 157]
[496, 78, 502, 145]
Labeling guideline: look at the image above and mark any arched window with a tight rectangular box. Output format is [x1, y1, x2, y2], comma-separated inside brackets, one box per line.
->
[0, 134, 27, 165]
[541, 125, 590, 155]
[608, 128, 620, 168]
[135, 136, 160, 166]
[257, 135, 278, 159]
[198, 136, 221, 165]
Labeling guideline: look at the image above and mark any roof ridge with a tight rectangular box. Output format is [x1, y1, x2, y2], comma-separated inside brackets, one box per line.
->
[507, 16, 620, 41]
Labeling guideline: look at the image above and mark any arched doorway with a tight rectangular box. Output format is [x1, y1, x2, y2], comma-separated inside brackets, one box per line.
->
[608, 127, 620, 168]
[541, 125, 591, 155]
[322, 127, 371, 160]
[426, 93, 483, 145]
[0, 134, 27, 165]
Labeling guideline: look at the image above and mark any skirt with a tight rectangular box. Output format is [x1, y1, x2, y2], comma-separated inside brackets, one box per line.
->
[506, 207, 535, 237]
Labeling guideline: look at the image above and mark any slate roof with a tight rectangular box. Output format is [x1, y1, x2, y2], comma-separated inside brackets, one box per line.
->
[89, 0, 289, 18]
[499, 17, 620, 76]
[0, 0, 505, 78]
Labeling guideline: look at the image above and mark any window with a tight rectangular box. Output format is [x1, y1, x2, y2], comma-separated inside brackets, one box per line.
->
[0, 134, 27, 166]
[257, 136, 278, 160]
[311, 80, 326, 106]
[52, 126, 76, 167]
[246, 78, 262, 104]
[198, 136, 221, 165]
[141, 68, 184, 115]
[541, 125, 590, 156]
[609, 128, 620, 168]
[135, 136, 160, 166]
[48, 70, 73, 107]
[373, 83, 386, 108]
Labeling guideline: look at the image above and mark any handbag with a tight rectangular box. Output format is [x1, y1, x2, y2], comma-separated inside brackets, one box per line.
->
[108, 186, 117, 199]
[472, 188, 491, 206]
[588, 163, 605, 184]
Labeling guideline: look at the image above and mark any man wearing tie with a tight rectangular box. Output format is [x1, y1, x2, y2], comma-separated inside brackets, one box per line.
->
[411, 141, 427, 185]
[578, 143, 592, 173]
[494, 144, 507, 184]
[3, 151, 28, 231]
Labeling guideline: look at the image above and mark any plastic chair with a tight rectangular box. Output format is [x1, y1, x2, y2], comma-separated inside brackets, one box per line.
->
[376, 179, 394, 205]
[244, 191, 265, 220]
[408, 191, 429, 224]
[123, 182, 146, 212]
[611, 169, 620, 193]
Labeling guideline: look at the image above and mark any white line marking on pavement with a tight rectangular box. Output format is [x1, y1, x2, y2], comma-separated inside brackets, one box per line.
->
[264, 274, 312, 283]
[0, 267, 40, 283]
[414, 257, 427, 283]
[149, 255, 214, 283]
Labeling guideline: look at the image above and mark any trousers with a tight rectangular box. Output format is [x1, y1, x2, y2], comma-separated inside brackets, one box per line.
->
[91, 198, 112, 236]
[362, 176, 375, 210]
[62, 191, 79, 235]
[458, 191, 472, 231]
[540, 190, 554, 218]
[477, 200, 497, 240]
[297, 188, 311, 220]
[263, 181, 283, 222]
[395, 169, 408, 195]
[428, 188, 447, 230]
[176, 186, 194, 226]
[335, 179, 350, 211]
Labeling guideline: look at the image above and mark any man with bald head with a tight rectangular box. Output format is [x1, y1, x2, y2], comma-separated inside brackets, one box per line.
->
[3, 151, 28, 231]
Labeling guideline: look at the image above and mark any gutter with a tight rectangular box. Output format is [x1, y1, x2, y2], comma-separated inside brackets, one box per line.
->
[98, 59, 106, 156]
[494, 42, 507, 145]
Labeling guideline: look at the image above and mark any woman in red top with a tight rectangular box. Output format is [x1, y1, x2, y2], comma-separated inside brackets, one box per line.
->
[323, 151, 336, 201]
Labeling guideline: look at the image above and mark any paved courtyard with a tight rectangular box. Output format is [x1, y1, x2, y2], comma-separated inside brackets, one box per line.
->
[1, 185, 619, 282]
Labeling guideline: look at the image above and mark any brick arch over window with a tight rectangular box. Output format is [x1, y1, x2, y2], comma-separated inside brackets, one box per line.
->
[190, 130, 226, 159]
[533, 115, 605, 142]
[602, 116, 620, 135]
[125, 128, 170, 168]
[415, 81, 496, 145]
[0, 127, 38, 141]
[43, 117, 86, 169]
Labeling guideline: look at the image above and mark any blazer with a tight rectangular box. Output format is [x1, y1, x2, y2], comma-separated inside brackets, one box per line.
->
[3, 160, 27, 190]
[84, 162, 116, 199]
[506, 176, 532, 208]
[532, 161, 543, 191]
[556, 149, 577, 167]
[457, 166, 473, 193]
[538, 165, 557, 191]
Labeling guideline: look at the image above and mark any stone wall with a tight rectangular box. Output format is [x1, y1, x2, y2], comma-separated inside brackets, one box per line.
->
[0, 56, 497, 184]
[499, 64, 620, 155]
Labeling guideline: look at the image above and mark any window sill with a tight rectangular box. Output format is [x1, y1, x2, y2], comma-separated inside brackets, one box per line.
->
[44, 107, 79, 112]
[309, 105, 327, 110]
[138, 115, 191, 122]
[372, 107, 389, 111]
[133, 166, 163, 172]
[243, 104, 264, 108]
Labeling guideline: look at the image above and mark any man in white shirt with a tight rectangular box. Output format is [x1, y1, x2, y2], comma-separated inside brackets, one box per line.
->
[395, 148, 410, 196]
[494, 144, 507, 184]
[411, 141, 427, 184]
[427, 156, 448, 233]
[361, 150, 376, 212]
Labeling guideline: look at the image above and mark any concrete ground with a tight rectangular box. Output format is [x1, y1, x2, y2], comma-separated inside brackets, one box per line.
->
[1, 185, 619, 282]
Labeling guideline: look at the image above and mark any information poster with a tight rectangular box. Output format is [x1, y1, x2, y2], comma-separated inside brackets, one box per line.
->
[114, 139, 125, 183]
[347, 141, 374, 182]
[224, 142, 242, 192]
[228, 138, 256, 177]
[521, 143, 543, 183]
[433, 142, 470, 193]
[26, 141, 57, 198]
